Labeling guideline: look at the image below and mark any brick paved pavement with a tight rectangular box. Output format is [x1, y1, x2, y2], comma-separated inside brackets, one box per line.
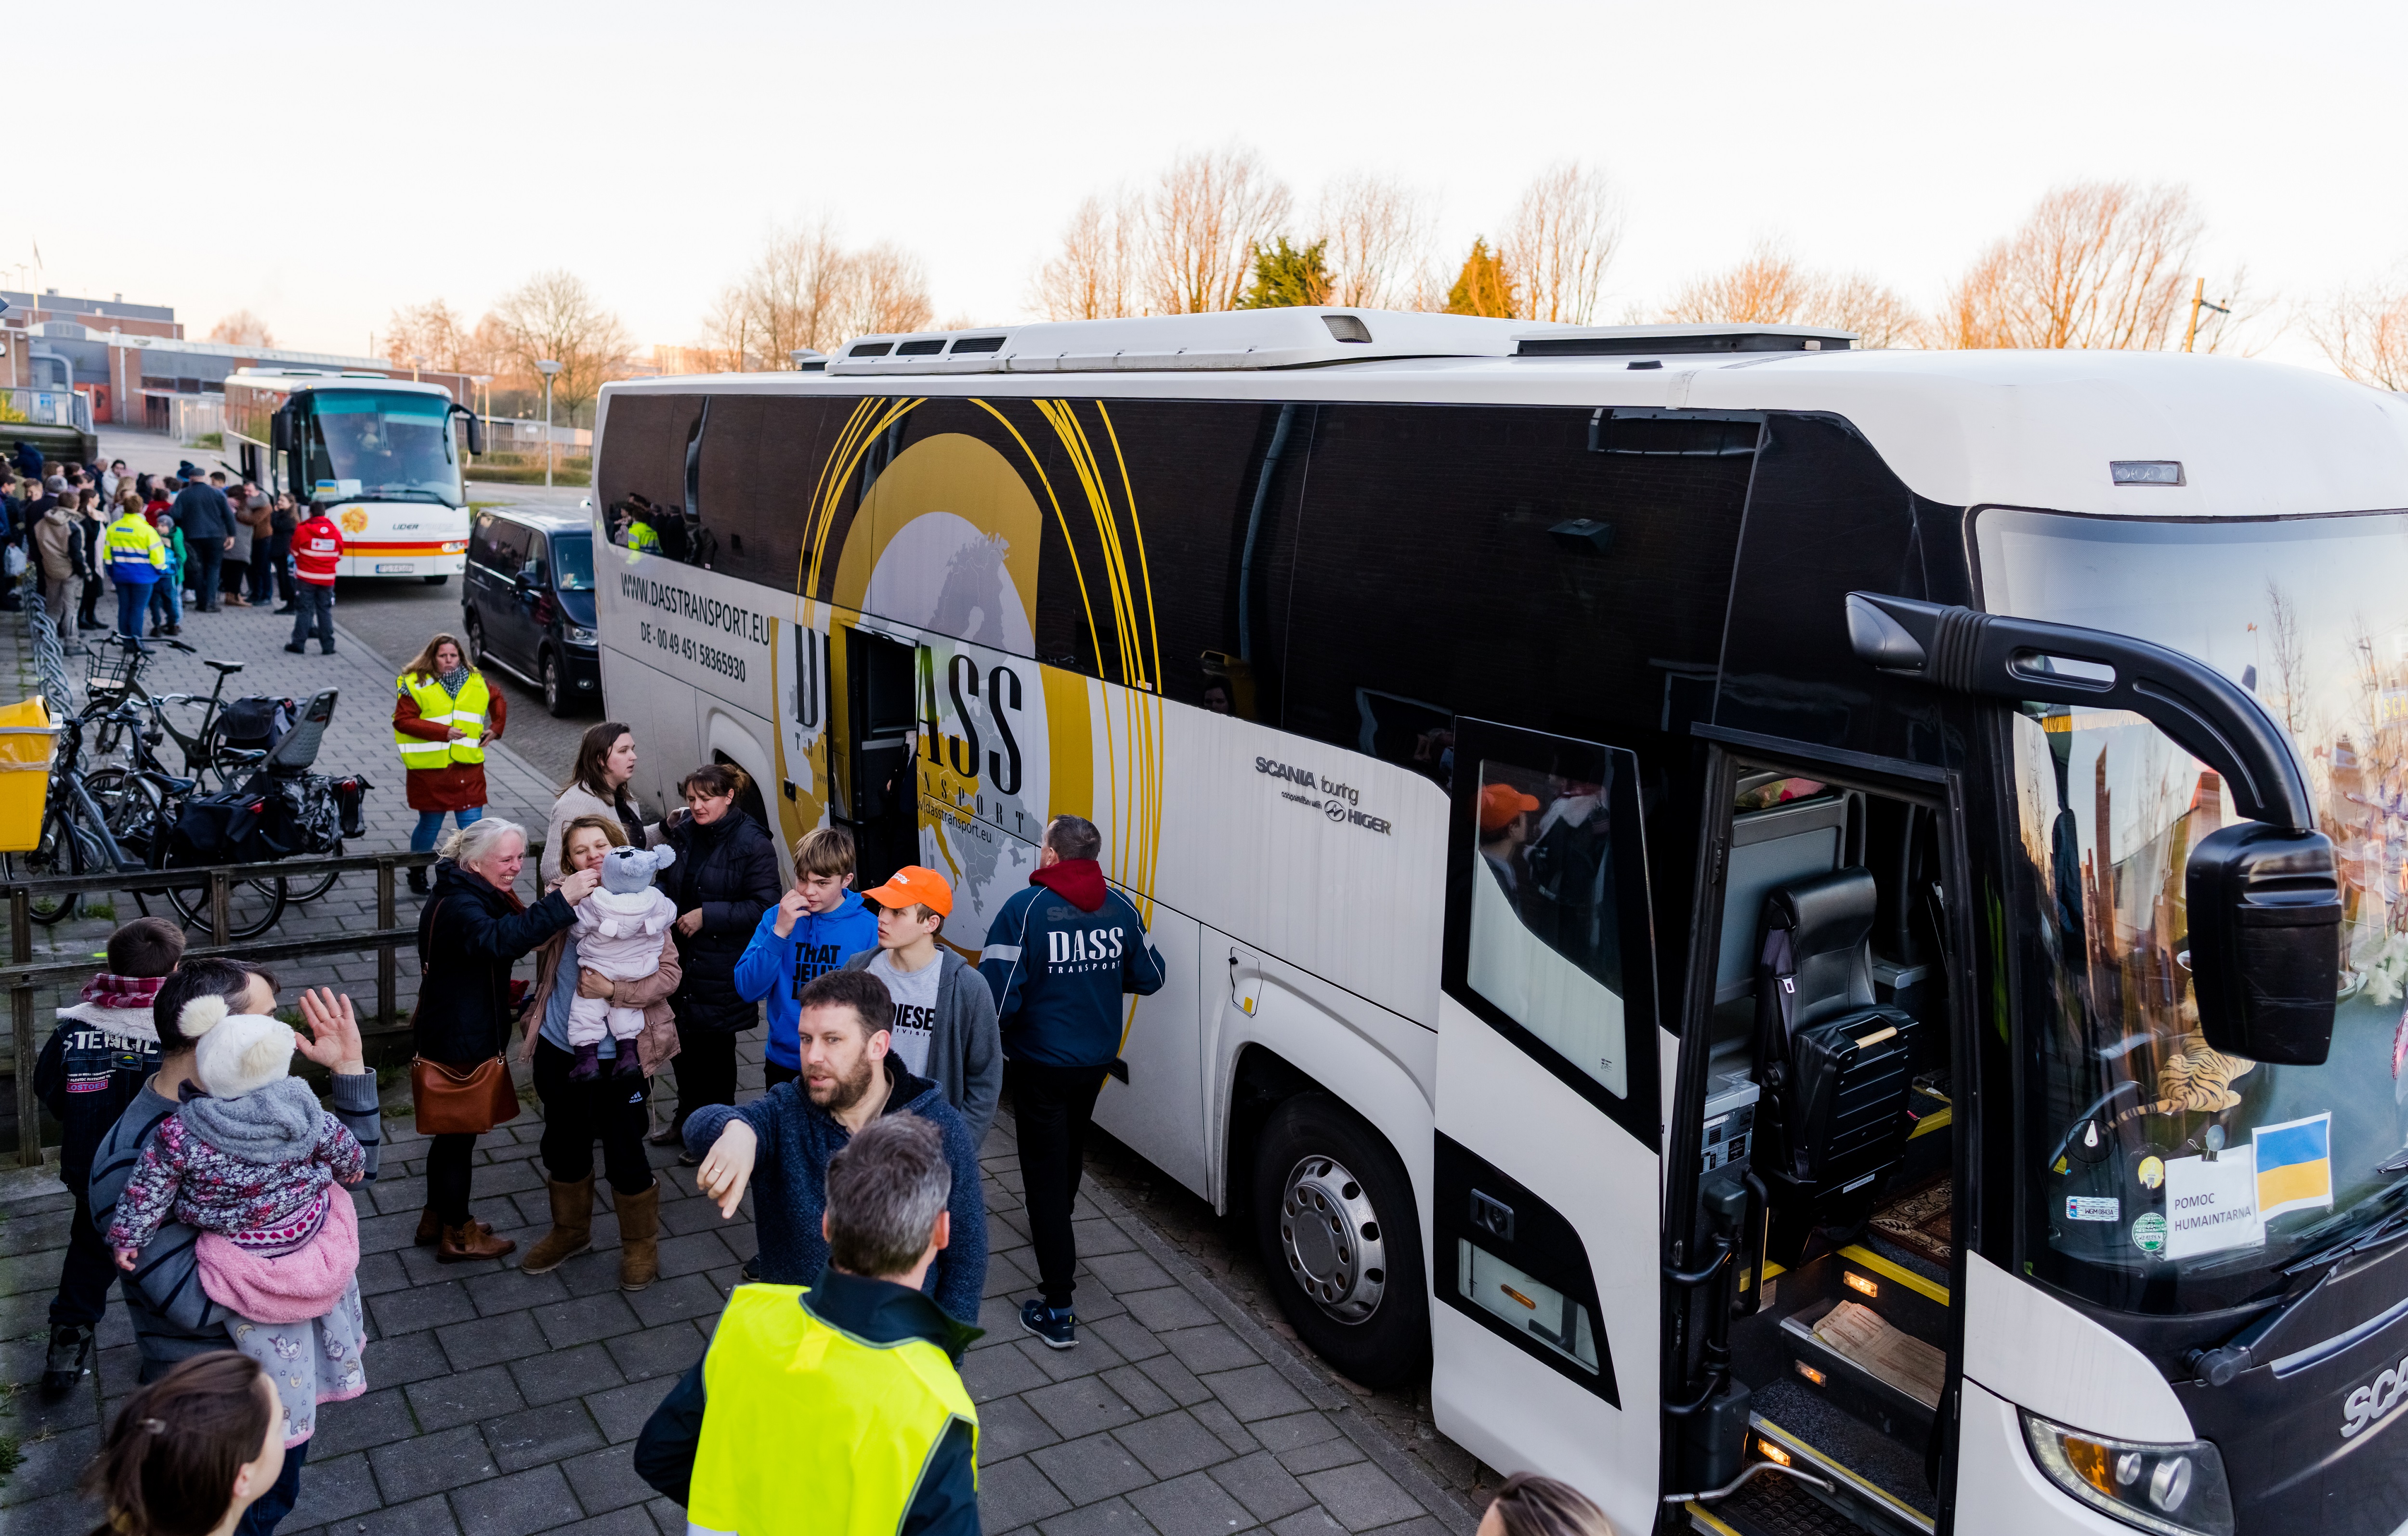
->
[0, 1033, 1478, 1536]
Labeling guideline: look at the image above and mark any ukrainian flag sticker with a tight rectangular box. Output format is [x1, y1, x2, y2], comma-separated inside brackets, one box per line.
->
[2253, 1112, 2335, 1221]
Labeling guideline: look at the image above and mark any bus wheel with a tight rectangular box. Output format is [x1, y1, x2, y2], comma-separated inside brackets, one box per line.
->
[1251, 1093, 1429, 1388]
[423, 575, 448, 586]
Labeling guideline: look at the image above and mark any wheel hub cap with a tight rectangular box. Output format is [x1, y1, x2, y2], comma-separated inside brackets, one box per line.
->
[1278, 1154, 1387, 1324]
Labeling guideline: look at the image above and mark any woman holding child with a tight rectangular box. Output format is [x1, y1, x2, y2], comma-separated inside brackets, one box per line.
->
[516, 812, 681, 1288]
[412, 818, 597, 1261]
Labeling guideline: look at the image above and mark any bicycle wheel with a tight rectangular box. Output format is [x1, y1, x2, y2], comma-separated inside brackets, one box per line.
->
[284, 838, 342, 903]
[9, 799, 85, 925]
[164, 869, 287, 942]
[83, 769, 165, 868]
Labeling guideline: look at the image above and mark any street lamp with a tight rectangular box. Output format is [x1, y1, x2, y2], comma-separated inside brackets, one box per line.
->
[535, 359, 563, 487]
[410, 354, 425, 383]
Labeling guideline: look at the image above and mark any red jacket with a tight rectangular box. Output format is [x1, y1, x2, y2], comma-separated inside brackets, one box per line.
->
[293, 513, 342, 585]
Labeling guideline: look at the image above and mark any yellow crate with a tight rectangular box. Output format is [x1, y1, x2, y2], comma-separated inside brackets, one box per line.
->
[0, 696, 58, 853]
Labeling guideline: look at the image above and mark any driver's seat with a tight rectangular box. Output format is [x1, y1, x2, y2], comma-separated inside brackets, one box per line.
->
[1754, 866, 1917, 1262]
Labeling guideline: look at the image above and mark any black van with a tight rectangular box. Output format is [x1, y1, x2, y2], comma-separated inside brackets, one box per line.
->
[460, 508, 600, 715]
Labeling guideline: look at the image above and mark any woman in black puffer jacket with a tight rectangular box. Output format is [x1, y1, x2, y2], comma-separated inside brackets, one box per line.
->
[652, 763, 780, 1150]
[414, 818, 594, 1260]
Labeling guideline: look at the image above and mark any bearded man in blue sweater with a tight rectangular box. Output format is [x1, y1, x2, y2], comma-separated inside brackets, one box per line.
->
[686, 967, 988, 1323]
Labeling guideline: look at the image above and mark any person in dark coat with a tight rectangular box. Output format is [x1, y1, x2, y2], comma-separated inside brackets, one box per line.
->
[169, 470, 236, 613]
[652, 763, 779, 1154]
[413, 818, 597, 1260]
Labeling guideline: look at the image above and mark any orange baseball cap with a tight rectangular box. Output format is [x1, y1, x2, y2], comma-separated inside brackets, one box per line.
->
[861, 865, 953, 917]
[1478, 782, 1542, 833]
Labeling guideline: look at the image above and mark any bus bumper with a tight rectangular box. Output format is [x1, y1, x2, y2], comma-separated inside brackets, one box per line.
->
[338, 552, 468, 578]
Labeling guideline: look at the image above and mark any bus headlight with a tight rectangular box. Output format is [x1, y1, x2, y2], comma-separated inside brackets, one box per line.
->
[567, 626, 596, 645]
[2020, 1411, 2233, 1536]
[441, 540, 468, 553]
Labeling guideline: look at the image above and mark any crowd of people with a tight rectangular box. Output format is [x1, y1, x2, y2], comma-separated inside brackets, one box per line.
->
[4, 446, 343, 653]
[16, 594, 1632, 1534]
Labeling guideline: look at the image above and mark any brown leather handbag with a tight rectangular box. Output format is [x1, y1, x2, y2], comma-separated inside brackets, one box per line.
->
[408, 897, 521, 1135]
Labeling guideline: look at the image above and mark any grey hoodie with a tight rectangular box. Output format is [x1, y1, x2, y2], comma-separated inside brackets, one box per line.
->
[841, 947, 1002, 1150]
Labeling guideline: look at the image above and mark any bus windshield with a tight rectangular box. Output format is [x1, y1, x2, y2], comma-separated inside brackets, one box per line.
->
[1982, 507, 2408, 1313]
[305, 390, 461, 505]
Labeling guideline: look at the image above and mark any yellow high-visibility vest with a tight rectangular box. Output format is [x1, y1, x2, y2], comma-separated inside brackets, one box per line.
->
[103, 512, 168, 582]
[394, 671, 490, 769]
[689, 1284, 978, 1536]
[626, 519, 661, 552]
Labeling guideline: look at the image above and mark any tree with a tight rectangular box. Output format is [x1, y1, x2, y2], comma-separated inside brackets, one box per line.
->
[833, 241, 934, 341]
[489, 270, 633, 425]
[1033, 191, 1143, 321]
[1938, 181, 2203, 350]
[208, 310, 275, 348]
[2309, 273, 2408, 389]
[1501, 163, 1622, 324]
[1146, 146, 1294, 315]
[384, 299, 473, 372]
[1237, 238, 1333, 309]
[1443, 238, 1517, 318]
[703, 219, 852, 368]
[1664, 242, 1924, 348]
[1315, 173, 1430, 310]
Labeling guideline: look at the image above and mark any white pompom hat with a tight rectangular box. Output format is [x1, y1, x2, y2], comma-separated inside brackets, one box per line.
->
[180, 995, 297, 1100]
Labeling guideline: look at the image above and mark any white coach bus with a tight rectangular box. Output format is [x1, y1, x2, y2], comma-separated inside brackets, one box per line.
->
[222, 369, 476, 582]
[589, 311, 2408, 1536]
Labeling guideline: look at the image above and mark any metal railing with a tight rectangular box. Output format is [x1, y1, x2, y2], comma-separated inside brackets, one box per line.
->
[24, 565, 75, 723]
[0, 384, 95, 433]
[3, 849, 435, 1167]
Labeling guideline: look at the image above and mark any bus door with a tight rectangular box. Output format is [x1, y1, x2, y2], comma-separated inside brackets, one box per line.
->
[1429, 718, 1666, 1535]
[836, 626, 923, 889]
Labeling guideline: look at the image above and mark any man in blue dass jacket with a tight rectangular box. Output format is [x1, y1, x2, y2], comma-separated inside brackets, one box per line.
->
[980, 814, 1166, 1349]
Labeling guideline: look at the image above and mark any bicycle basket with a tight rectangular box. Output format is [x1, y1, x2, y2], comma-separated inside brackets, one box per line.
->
[83, 636, 145, 695]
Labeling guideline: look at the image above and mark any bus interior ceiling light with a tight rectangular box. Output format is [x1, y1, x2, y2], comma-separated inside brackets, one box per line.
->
[2111, 460, 2186, 486]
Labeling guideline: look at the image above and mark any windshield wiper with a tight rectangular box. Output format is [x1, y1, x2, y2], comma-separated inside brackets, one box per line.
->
[2283, 1182, 2408, 1277]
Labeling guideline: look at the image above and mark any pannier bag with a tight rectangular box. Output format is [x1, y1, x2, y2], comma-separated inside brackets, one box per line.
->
[166, 786, 274, 867]
[331, 774, 371, 838]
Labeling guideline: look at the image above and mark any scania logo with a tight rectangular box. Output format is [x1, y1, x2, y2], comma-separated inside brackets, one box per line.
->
[2341, 1352, 2408, 1440]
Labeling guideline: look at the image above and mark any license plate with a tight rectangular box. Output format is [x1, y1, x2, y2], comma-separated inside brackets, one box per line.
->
[375, 563, 414, 574]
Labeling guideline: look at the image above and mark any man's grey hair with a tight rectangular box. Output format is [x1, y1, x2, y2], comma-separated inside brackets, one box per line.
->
[825, 1116, 952, 1278]
[1044, 814, 1102, 862]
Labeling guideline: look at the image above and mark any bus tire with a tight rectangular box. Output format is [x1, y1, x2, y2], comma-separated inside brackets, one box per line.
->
[1251, 1092, 1429, 1389]
[423, 575, 448, 586]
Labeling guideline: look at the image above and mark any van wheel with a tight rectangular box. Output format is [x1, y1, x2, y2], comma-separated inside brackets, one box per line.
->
[1251, 1092, 1429, 1388]
[465, 614, 487, 666]
[542, 649, 571, 716]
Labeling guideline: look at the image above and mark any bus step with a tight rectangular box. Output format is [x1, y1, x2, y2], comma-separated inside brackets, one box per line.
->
[1778, 1298, 1942, 1444]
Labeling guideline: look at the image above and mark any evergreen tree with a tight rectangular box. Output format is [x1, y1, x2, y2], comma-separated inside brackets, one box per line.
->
[1237, 237, 1334, 309]
[1444, 237, 1518, 318]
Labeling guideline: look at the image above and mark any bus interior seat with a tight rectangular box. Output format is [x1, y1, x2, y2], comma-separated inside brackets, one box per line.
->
[1707, 783, 1858, 1081]
[1753, 866, 1917, 1268]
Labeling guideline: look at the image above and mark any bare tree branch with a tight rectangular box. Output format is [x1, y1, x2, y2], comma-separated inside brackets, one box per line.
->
[1939, 181, 2203, 350]
[1145, 146, 1294, 315]
[2307, 271, 2408, 388]
[1500, 162, 1623, 324]
[488, 270, 633, 424]
[1032, 190, 1144, 320]
[207, 310, 276, 348]
[1314, 173, 1432, 310]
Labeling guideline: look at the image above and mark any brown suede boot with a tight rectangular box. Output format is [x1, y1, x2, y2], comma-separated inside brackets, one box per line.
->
[520, 1177, 595, 1275]
[617, 1182, 662, 1291]
[437, 1220, 516, 1262]
[415, 1206, 441, 1247]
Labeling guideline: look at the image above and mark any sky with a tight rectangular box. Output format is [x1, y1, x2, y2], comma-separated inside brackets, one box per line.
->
[21, 0, 2408, 373]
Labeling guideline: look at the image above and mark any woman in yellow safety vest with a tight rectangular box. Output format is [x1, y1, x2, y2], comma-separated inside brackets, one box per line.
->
[393, 631, 507, 894]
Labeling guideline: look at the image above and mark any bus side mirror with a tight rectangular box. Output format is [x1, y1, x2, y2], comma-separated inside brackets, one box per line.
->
[458, 408, 486, 456]
[270, 407, 292, 453]
[2186, 822, 2343, 1066]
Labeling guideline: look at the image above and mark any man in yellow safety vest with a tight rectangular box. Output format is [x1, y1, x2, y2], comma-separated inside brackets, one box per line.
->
[101, 499, 169, 642]
[634, 1114, 979, 1536]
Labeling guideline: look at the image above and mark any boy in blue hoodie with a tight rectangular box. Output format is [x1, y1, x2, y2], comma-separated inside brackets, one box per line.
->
[733, 827, 880, 1091]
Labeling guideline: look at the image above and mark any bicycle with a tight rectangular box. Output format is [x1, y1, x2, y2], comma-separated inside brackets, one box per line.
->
[79, 635, 257, 788]
[24, 705, 288, 938]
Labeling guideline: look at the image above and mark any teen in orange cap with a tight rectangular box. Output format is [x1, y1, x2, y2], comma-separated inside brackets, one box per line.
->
[841, 866, 1002, 1149]
[1479, 782, 1542, 901]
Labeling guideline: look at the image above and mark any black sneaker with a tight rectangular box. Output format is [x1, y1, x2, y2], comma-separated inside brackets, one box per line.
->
[40, 1322, 93, 1400]
[283, 643, 306, 654]
[1020, 1300, 1077, 1349]
[740, 1257, 760, 1282]
[406, 867, 430, 894]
